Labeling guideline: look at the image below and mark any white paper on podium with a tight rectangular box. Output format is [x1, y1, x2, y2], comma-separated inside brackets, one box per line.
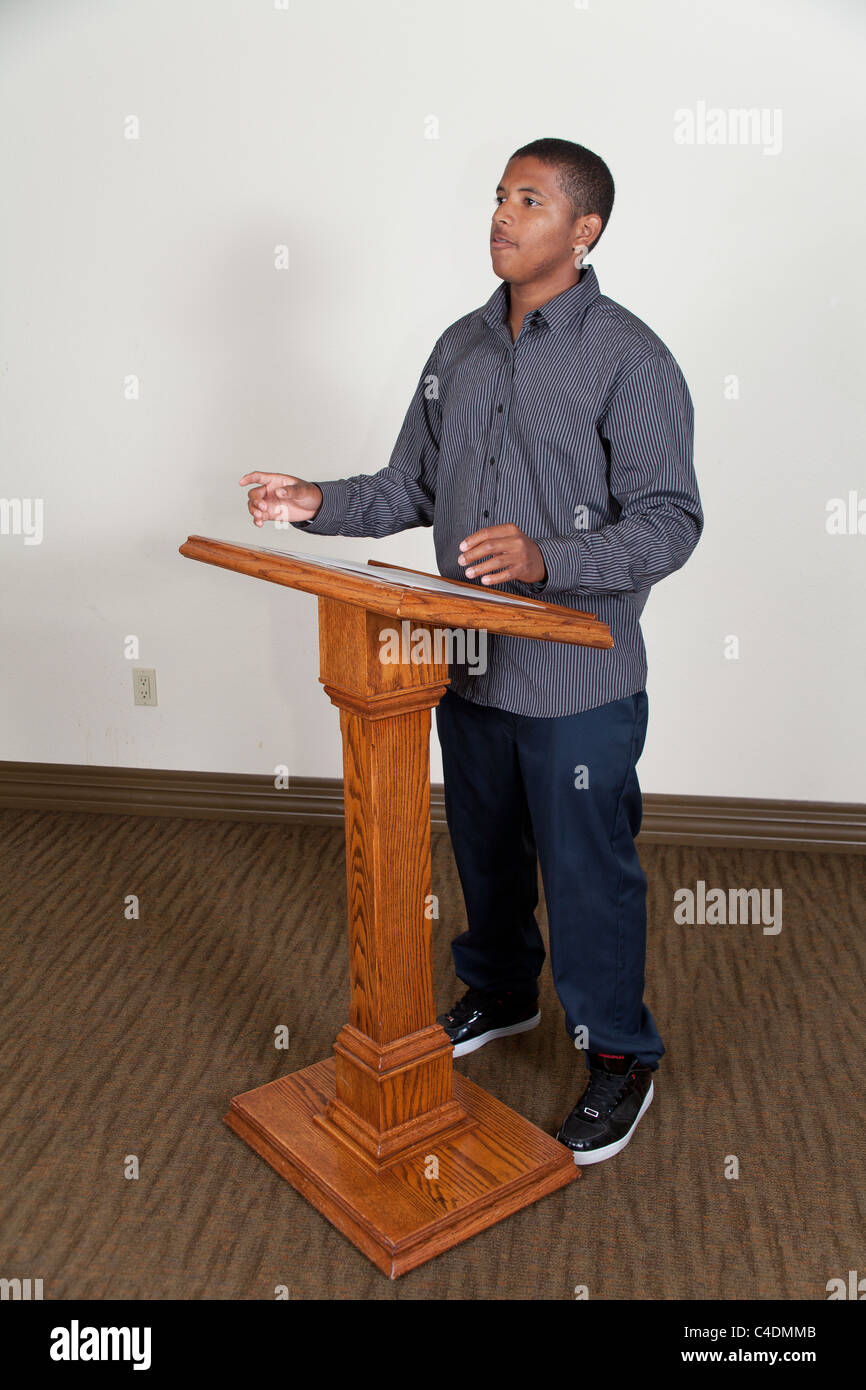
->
[247, 543, 541, 608]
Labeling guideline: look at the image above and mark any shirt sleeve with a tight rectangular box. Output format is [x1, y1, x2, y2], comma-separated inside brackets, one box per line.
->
[291, 342, 442, 538]
[522, 350, 703, 597]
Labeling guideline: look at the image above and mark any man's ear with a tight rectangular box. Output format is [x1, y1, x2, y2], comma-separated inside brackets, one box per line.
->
[571, 212, 602, 249]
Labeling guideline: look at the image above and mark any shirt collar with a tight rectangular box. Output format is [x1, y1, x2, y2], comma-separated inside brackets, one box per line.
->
[481, 263, 600, 340]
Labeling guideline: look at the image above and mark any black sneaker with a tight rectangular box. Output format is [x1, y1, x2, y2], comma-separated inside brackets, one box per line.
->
[555, 1051, 654, 1165]
[436, 986, 541, 1058]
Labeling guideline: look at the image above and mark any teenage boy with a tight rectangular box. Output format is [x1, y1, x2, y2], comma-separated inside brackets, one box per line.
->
[240, 137, 703, 1165]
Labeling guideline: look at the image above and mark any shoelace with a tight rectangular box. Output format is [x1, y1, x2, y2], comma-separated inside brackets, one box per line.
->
[445, 987, 496, 1024]
[577, 1067, 635, 1119]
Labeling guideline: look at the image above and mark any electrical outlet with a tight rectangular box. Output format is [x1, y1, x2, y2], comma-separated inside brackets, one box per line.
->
[133, 668, 157, 706]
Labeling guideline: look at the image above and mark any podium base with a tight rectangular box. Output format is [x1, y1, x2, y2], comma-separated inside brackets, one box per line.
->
[224, 1059, 580, 1278]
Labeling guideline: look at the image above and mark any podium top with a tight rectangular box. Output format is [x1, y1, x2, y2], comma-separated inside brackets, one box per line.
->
[179, 535, 613, 649]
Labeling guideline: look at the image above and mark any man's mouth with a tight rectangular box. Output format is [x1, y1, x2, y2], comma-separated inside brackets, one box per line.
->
[491, 234, 515, 249]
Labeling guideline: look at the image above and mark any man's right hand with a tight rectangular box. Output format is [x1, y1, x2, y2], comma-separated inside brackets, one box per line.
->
[238, 473, 323, 527]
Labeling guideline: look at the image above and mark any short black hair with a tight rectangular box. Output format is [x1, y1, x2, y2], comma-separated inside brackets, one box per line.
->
[507, 137, 615, 252]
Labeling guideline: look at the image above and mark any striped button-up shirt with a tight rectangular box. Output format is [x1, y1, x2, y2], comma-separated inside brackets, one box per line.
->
[292, 263, 703, 717]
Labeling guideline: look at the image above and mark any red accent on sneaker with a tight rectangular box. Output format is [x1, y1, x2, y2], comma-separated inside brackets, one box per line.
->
[597, 1052, 626, 1059]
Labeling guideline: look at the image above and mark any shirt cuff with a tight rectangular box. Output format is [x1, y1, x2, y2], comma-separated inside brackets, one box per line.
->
[289, 480, 351, 535]
[523, 537, 582, 596]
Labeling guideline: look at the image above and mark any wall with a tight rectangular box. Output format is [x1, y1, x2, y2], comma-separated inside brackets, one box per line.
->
[1, 0, 863, 798]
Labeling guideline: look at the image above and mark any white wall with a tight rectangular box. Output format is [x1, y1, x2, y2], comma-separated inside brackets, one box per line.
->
[1, 0, 863, 799]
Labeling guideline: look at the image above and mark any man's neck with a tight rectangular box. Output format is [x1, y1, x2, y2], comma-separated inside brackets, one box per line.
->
[507, 267, 582, 342]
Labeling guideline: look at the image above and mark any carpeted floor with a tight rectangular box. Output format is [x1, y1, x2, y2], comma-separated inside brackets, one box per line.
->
[0, 807, 863, 1300]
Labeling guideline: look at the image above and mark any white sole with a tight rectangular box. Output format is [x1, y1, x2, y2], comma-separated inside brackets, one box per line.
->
[567, 1078, 654, 1166]
[450, 1011, 541, 1058]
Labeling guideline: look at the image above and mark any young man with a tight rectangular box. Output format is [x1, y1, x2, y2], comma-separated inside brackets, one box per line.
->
[240, 137, 703, 1166]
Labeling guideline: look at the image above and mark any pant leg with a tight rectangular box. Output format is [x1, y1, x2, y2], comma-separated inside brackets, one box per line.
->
[514, 691, 664, 1070]
[434, 688, 545, 996]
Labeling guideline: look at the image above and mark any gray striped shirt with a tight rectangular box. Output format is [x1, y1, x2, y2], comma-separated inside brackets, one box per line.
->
[292, 263, 703, 717]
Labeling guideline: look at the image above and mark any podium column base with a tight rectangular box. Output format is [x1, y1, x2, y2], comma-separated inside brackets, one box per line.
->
[224, 1058, 580, 1279]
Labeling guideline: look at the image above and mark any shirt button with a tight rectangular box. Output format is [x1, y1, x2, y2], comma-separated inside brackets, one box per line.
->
[489, 457, 495, 466]
[482, 510, 489, 518]
[497, 404, 503, 412]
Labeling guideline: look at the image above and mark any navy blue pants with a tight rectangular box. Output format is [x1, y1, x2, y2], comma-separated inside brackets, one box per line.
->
[434, 687, 663, 1071]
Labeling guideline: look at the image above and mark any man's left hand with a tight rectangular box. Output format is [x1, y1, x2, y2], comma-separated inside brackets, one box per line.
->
[457, 524, 546, 586]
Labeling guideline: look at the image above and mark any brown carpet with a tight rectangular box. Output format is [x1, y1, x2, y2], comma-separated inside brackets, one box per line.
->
[0, 808, 863, 1300]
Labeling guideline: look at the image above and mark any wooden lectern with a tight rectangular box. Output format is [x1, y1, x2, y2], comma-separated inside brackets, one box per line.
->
[179, 535, 614, 1277]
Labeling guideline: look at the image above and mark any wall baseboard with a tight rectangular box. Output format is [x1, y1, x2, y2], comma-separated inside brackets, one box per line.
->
[0, 760, 863, 852]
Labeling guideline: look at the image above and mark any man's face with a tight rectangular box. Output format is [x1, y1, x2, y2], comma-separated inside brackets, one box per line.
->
[490, 155, 579, 286]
